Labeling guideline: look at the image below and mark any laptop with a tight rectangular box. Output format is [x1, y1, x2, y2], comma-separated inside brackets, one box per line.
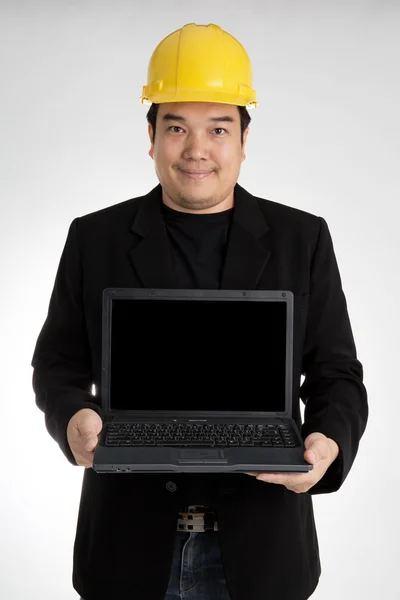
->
[93, 288, 313, 474]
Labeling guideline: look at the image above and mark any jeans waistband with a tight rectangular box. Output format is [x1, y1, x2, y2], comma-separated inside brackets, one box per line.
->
[177, 505, 219, 532]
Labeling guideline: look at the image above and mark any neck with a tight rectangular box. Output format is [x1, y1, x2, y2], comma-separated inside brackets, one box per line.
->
[162, 189, 234, 214]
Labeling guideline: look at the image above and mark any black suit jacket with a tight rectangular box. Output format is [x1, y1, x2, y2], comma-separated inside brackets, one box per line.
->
[31, 183, 368, 600]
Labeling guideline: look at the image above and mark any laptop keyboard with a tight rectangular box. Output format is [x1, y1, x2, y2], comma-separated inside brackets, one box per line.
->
[104, 423, 298, 448]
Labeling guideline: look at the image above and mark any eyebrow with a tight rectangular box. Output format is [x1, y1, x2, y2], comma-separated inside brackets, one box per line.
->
[162, 113, 235, 124]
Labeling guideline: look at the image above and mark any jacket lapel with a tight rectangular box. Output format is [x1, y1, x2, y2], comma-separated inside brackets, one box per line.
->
[220, 183, 272, 289]
[128, 185, 178, 288]
[128, 182, 272, 290]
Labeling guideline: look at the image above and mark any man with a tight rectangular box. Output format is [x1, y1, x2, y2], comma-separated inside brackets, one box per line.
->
[31, 23, 368, 600]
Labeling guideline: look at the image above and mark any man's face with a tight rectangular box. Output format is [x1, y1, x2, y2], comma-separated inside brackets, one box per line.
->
[148, 102, 249, 213]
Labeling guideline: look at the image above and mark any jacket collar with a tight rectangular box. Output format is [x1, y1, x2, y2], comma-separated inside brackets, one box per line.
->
[128, 182, 272, 289]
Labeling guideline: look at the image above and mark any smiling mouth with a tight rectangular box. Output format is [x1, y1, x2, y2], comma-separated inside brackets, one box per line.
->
[178, 168, 214, 180]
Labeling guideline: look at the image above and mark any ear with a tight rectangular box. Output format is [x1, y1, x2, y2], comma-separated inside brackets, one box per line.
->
[148, 123, 154, 159]
[241, 128, 249, 162]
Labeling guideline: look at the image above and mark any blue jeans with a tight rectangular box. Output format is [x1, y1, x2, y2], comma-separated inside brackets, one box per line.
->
[79, 530, 231, 600]
[164, 530, 232, 600]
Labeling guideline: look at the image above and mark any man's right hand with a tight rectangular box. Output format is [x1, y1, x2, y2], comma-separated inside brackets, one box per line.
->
[67, 408, 103, 468]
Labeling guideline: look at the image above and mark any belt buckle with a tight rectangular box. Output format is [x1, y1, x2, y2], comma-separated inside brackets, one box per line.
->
[177, 505, 218, 533]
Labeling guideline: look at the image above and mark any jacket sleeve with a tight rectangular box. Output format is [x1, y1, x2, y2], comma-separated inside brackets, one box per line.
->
[299, 216, 368, 494]
[31, 218, 104, 465]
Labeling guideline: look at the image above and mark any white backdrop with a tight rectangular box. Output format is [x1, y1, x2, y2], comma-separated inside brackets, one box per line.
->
[1, 1, 399, 598]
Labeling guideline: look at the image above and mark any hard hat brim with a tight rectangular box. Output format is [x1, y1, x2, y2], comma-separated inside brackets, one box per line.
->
[140, 89, 258, 108]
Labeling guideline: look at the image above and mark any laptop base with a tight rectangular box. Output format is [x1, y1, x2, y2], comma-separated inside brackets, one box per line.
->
[93, 444, 313, 473]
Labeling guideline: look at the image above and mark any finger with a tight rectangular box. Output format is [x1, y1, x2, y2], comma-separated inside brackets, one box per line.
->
[244, 472, 258, 476]
[256, 472, 305, 485]
[256, 474, 290, 484]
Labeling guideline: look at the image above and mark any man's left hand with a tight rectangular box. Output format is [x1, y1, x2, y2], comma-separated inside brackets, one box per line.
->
[244, 432, 340, 494]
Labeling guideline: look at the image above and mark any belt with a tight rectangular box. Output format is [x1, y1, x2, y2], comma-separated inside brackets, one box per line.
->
[177, 505, 219, 532]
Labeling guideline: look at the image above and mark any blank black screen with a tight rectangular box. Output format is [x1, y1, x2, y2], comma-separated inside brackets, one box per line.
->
[108, 298, 287, 412]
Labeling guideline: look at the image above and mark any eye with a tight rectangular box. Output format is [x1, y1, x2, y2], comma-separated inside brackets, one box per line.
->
[167, 126, 227, 135]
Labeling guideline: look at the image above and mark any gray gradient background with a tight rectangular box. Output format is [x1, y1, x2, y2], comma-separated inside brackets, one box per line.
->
[1, 1, 399, 598]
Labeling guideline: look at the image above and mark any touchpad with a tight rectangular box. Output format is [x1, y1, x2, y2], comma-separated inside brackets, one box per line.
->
[178, 449, 223, 459]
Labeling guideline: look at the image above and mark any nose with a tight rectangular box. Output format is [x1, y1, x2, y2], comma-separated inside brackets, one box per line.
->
[182, 132, 210, 162]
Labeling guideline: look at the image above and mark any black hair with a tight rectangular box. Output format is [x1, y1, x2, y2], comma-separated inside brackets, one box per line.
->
[146, 103, 251, 145]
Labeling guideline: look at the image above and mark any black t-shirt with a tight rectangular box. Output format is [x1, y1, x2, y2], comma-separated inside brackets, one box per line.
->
[162, 202, 233, 289]
[162, 201, 234, 506]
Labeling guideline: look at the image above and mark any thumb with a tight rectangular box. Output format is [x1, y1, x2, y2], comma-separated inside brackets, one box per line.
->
[305, 447, 317, 464]
[304, 434, 324, 464]
[79, 415, 102, 451]
[83, 433, 98, 452]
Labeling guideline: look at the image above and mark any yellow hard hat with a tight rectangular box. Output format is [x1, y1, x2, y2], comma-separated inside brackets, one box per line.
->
[140, 23, 258, 109]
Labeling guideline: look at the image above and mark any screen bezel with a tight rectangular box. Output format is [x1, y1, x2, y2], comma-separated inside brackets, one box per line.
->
[100, 288, 293, 418]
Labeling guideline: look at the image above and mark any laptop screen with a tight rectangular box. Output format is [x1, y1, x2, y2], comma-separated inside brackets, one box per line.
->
[108, 297, 288, 412]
